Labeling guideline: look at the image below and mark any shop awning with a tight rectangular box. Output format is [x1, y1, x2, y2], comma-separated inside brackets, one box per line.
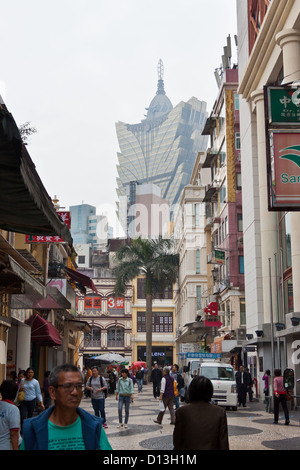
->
[0, 104, 72, 244]
[25, 314, 62, 346]
[33, 286, 71, 310]
[64, 267, 98, 294]
[0, 252, 46, 299]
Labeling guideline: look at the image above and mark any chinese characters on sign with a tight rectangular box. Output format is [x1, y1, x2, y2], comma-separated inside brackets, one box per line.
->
[25, 212, 71, 243]
[265, 85, 300, 210]
[79, 296, 125, 316]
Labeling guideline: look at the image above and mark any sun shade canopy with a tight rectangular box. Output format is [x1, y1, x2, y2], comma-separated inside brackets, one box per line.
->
[25, 314, 62, 347]
[0, 105, 72, 244]
[64, 267, 98, 294]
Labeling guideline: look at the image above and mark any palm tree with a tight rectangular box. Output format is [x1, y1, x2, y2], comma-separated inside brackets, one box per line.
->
[113, 237, 179, 370]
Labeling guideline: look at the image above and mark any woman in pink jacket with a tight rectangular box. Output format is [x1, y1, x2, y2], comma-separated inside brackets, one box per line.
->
[273, 369, 289, 425]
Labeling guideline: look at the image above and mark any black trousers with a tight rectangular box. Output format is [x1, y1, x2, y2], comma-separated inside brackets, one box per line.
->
[237, 384, 247, 405]
[274, 394, 289, 423]
[153, 382, 161, 398]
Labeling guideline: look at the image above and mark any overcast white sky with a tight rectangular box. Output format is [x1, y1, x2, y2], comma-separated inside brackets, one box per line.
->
[0, 0, 237, 231]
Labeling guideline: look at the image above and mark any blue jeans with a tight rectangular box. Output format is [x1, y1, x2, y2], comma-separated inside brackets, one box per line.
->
[137, 379, 143, 392]
[118, 395, 131, 424]
[91, 398, 106, 423]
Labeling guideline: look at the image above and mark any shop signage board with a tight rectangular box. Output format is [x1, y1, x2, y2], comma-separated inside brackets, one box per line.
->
[265, 85, 300, 211]
[25, 212, 71, 243]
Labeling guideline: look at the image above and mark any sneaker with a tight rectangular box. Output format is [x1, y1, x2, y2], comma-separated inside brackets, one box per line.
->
[117, 423, 124, 428]
[103, 423, 108, 429]
[124, 424, 128, 429]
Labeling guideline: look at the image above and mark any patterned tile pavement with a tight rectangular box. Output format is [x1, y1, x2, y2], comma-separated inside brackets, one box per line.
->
[80, 382, 300, 451]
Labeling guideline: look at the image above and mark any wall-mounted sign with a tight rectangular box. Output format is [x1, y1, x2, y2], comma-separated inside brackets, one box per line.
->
[25, 212, 71, 243]
[265, 85, 300, 211]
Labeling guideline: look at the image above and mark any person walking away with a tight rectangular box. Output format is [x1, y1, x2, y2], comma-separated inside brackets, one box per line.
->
[86, 366, 108, 428]
[170, 364, 181, 409]
[154, 366, 175, 425]
[235, 365, 247, 407]
[19, 368, 44, 430]
[20, 363, 112, 450]
[0, 380, 22, 450]
[136, 366, 144, 393]
[173, 375, 229, 450]
[108, 370, 117, 395]
[273, 369, 290, 425]
[245, 368, 253, 402]
[42, 371, 51, 409]
[150, 363, 162, 399]
[116, 369, 134, 429]
[262, 369, 271, 411]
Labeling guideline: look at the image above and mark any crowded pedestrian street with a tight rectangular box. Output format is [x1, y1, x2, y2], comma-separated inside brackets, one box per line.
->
[79, 383, 300, 451]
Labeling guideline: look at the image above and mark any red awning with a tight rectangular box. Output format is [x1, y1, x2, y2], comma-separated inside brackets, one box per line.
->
[25, 314, 62, 346]
[64, 267, 98, 294]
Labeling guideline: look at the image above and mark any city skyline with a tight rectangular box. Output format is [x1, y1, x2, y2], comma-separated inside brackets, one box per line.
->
[0, 0, 238, 228]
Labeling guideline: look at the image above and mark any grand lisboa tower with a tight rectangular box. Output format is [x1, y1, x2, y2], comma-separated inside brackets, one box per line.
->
[115, 60, 208, 227]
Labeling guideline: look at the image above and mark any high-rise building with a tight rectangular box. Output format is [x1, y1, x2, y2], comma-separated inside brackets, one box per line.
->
[116, 60, 209, 229]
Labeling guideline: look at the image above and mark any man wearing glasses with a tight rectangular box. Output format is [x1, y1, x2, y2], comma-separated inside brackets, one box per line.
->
[20, 364, 112, 450]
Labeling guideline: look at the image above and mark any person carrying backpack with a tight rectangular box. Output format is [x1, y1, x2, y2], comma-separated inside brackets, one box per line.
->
[86, 366, 108, 429]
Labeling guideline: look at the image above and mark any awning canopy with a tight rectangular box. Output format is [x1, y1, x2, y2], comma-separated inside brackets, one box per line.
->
[25, 314, 62, 347]
[0, 105, 72, 244]
[0, 252, 46, 300]
[33, 286, 71, 310]
[64, 267, 98, 294]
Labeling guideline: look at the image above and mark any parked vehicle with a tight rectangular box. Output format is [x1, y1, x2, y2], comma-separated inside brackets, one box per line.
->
[182, 357, 238, 410]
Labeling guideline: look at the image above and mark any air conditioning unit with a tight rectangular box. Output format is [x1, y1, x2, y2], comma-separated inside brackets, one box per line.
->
[236, 328, 246, 341]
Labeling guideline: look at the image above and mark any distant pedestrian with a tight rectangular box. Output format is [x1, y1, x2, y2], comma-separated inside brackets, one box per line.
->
[262, 369, 270, 397]
[245, 368, 253, 402]
[170, 364, 181, 409]
[0, 380, 22, 450]
[150, 363, 162, 399]
[154, 366, 175, 425]
[235, 365, 248, 407]
[86, 367, 108, 428]
[42, 371, 51, 409]
[136, 366, 144, 393]
[116, 369, 134, 429]
[19, 368, 44, 429]
[273, 369, 289, 425]
[20, 363, 112, 450]
[173, 376, 229, 450]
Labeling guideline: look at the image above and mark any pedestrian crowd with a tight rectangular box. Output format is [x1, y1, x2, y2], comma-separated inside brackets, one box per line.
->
[0, 361, 294, 450]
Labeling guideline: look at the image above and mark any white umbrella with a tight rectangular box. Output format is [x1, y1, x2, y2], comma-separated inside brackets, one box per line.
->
[91, 353, 128, 364]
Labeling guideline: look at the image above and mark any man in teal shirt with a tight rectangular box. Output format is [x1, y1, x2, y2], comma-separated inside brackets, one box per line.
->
[116, 369, 134, 429]
[21, 364, 112, 450]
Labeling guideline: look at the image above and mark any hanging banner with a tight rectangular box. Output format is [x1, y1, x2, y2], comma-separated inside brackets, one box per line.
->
[265, 85, 300, 211]
[25, 212, 71, 243]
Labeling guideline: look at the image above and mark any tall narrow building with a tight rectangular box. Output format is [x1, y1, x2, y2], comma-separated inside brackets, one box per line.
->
[116, 60, 208, 229]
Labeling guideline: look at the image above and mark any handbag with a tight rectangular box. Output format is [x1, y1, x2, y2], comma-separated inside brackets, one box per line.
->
[17, 390, 25, 402]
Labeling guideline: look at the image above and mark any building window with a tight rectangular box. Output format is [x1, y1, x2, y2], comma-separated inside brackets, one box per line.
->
[107, 327, 124, 348]
[84, 327, 101, 347]
[240, 298, 246, 325]
[137, 278, 173, 300]
[194, 203, 200, 227]
[137, 312, 173, 333]
[236, 173, 242, 190]
[237, 213, 243, 232]
[196, 249, 200, 274]
[78, 256, 85, 264]
[239, 256, 244, 274]
[234, 94, 240, 110]
[235, 132, 241, 150]
[196, 286, 202, 310]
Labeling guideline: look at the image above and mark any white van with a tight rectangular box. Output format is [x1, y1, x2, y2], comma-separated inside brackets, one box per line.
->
[183, 359, 238, 410]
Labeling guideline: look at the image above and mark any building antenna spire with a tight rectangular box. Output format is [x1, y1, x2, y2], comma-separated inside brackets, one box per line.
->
[156, 59, 166, 95]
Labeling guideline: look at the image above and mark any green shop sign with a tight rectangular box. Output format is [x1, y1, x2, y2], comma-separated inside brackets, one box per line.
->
[267, 86, 300, 125]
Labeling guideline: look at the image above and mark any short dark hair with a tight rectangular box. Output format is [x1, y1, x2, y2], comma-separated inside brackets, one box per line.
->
[120, 368, 129, 376]
[49, 364, 83, 387]
[188, 376, 214, 403]
[0, 380, 18, 400]
[274, 369, 281, 377]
